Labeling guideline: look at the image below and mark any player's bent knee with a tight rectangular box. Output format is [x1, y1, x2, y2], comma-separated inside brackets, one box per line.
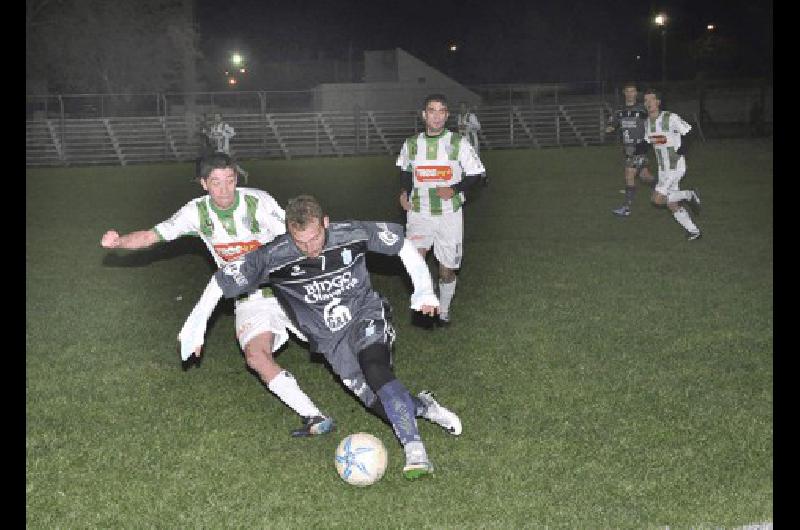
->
[244, 333, 277, 362]
[357, 343, 394, 391]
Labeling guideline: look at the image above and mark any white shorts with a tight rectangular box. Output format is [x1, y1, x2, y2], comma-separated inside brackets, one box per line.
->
[406, 209, 463, 269]
[234, 295, 306, 351]
[655, 158, 686, 197]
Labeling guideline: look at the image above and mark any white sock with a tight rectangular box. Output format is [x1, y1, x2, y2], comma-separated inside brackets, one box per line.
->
[438, 279, 457, 316]
[672, 207, 699, 233]
[404, 440, 429, 464]
[667, 189, 692, 203]
[267, 370, 322, 418]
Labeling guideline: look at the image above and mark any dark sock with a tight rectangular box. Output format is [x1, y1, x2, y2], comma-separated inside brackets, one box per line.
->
[376, 379, 421, 445]
[370, 394, 425, 422]
[624, 185, 636, 207]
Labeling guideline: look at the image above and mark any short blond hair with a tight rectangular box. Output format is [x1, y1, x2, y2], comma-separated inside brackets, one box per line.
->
[285, 195, 324, 231]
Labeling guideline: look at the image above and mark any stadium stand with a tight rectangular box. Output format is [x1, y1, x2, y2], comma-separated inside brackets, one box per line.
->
[26, 104, 610, 166]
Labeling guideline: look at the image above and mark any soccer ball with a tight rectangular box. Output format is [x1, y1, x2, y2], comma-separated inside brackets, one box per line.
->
[334, 432, 388, 487]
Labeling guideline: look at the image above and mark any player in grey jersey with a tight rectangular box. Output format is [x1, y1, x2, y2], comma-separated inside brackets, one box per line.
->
[607, 83, 655, 217]
[178, 195, 463, 480]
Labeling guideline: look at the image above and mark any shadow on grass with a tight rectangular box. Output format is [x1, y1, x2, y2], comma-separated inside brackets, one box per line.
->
[101, 237, 211, 268]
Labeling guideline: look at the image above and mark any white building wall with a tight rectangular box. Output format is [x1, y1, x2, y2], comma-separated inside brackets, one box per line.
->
[314, 48, 481, 111]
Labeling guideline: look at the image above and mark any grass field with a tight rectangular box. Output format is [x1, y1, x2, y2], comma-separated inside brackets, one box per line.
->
[26, 139, 772, 528]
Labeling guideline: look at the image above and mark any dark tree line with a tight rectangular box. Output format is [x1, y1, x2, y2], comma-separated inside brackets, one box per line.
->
[27, 0, 201, 94]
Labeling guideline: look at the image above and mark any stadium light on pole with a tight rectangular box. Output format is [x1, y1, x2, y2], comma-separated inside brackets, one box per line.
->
[654, 13, 668, 83]
[231, 52, 244, 66]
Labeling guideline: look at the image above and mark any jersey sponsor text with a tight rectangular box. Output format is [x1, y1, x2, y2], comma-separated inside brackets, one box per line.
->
[214, 240, 262, 262]
[415, 165, 453, 182]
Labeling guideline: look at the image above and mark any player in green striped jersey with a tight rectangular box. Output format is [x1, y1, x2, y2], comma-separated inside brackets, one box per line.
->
[643, 89, 702, 240]
[100, 153, 333, 436]
[397, 94, 486, 327]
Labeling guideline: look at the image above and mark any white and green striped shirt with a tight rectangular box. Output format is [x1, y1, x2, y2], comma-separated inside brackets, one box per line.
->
[396, 130, 485, 215]
[646, 111, 692, 172]
[153, 187, 286, 267]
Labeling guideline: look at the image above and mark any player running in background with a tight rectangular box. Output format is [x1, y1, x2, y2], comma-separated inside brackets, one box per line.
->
[205, 113, 249, 183]
[607, 83, 655, 217]
[457, 102, 488, 186]
[398, 94, 486, 328]
[457, 102, 482, 154]
[100, 153, 333, 437]
[643, 88, 702, 240]
[178, 195, 462, 479]
[207, 113, 235, 154]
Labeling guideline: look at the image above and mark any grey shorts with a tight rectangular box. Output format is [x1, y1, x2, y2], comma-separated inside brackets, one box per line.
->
[318, 297, 396, 407]
[624, 153, 648, 170]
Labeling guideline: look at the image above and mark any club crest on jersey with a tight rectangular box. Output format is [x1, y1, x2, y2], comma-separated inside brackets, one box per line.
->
[376, 223, 399, 247]
[290, 264, 305, 277]
[341, 248, 352, 265]
[323, 297, 352, 332]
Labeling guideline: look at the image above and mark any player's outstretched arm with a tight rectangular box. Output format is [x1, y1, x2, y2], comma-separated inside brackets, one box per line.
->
[101, 229, 159, 249]
[398, 239, 439, 316]
[177, 276, 224, 360]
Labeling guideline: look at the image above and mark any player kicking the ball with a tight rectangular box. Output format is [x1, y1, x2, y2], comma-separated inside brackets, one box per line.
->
[101, 153, 333, 437]
[178, 195, 462, 479]
[643, 88, 702, 240]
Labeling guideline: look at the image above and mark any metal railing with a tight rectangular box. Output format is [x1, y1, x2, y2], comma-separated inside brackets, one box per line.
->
[26, 104, 611, 167]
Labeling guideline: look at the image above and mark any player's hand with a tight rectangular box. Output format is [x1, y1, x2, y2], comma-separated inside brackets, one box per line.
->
[177, 314, 208, 361]
[399, 191, 411, 211]
[419, 304, 438, 317]
[177, 336, 204, 362]
[101, 230, 121, 248]
[177, 344, 203, 370]
[435, 187, 455, 200]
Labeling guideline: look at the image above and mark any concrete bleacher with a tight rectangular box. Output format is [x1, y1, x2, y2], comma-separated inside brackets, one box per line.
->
[26, 103, 610, 167]
[61, 119, 120, 166]
[108, 117, 175, 164]
[26, 120, 62, 166]
[221, 114, 284, 160]
[268, 113, 338, 158]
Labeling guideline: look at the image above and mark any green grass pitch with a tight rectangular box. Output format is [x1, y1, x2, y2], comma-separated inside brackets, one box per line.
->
[26, 139, 772, 528]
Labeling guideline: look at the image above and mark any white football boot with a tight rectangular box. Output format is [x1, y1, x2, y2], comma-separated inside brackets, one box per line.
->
[417, 391, 462, 436]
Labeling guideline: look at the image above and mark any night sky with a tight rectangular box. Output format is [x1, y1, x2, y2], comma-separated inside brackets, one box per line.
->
[195, 0, 772, 85]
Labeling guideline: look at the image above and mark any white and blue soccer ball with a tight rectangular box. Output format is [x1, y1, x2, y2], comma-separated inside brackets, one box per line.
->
[334, 432, 388, 487]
